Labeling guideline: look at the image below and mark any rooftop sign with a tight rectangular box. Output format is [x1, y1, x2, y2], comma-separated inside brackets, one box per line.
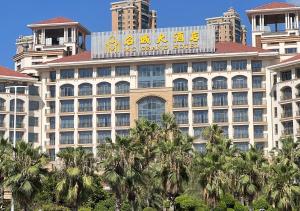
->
[91, 26, 215, 59]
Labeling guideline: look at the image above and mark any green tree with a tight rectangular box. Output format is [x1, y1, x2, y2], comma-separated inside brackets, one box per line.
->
[3, 141, 48, 211]
[55, 147, 96, 211]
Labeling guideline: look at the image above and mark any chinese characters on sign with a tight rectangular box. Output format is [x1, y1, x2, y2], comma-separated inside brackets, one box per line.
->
[92, 26, 215, 59]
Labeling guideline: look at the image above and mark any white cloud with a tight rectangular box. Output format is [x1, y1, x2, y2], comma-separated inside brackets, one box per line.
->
[287, 0, 300, 6]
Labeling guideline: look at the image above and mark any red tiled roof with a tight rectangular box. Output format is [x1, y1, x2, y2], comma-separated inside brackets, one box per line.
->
[47, 42, 271, 64]
[250, 2, 297, 11]
[31, 17, 76, 25]
[279, 53, 300, 64]
[0, 66, 32, 79]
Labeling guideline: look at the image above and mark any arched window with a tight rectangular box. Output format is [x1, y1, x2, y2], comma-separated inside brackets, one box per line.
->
[10, 99, 24, 112]
[115, 81, 130, 94]
[60, 84, 74, 97]
[97, 82, 111, 95]
[138, 97, 165, 123]
[173, 79, 188, 91]
[0, 98, 5, 111]
[281, 86, 292, 100]
[78, 83, 92, 96]
[232, 75, 247, 88]
[212, 76, 227, 89]
[193, 77, 207, 90]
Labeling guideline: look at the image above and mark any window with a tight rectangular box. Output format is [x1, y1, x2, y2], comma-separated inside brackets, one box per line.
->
[213, 93, 228, 106]
[48, 149, 55, 161]
[173, 79, 188, 91]
[138, 64, 165, 88]
[281, 71, 292, 81]
[173, 63, 188, 73]
[0, 98, 5, 111]
[235, 142, 249, 151]
[212, 61, 227, 71]
[28, 133, 38, 143]
[254, 126, 264, 138]
[115, 66, 130, 76]
[78, 99, 93, 112]
[116, 113, 130, 126]
[193, 111, 208, 124]
[97, 67, 111, 77]
[296, 68, 300, 79]
[116, 130, 130, 137]
[78, 131, 92, 144]
[97, 82, 111, 95]
[233, 109, 248, 122]
[0, 83, 5, 93]
[79, 68, 93, 78]
[233, 125, 249, 139]
[60, 69, 74, 79]
[251, 60, 262, 72]
[97, 114, 111, 127]
[253, 109, 264, 122]
[192, 62, 207, 72]
[281, 87, 292, 100]
[285, 48, 297, 54]
[221, 126, 229, 138]
[60, 84, 74, 97]
[138, 97, 165, 123]
[60, 132, 74, 145]
[10, 99, 24, 112]
[97, 98, 111, 111]
[173, 95, 188, 108]
[49, 117, 55, 129]
[116, 97, 130, 110]
[9, 115, 24, 128]
[49, 133, 55, 145]
[232, 92, 248, 105]
[50, 71, 56, 82]
[252, 76, 263, 88]
[97, 131, 111, 144]
[194, 143, 206, 153]
[49, 85, 56, 97]
[174, 111, 188, 124]
[29, 116, 38, 127]
[194, 127, 205, 139]
[213, 109, 228, 123]
[231, 60, 247, 70]
[9, 132, 23, 142]
[60, 100, 74, 113]
[253, 92, 264, 105]
[78, 83, 92, 96]
[212, 76, 227, 89]
[115, 81, 130, 94]
[192, 94, 207, 107]
[60, 116, 74, 128]
[193, 77, 207, 90]
[29, 101, 39, 111]
[78, 115, 93, 128]
[29, 85, 39, 96]
[232, 76, 247, 88]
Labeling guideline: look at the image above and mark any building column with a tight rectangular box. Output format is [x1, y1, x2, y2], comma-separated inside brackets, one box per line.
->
[286, 13, 289, 30]
[260, 14, 263, 31]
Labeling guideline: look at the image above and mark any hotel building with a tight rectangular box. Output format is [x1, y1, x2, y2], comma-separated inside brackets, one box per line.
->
[2, 2, 300, 160]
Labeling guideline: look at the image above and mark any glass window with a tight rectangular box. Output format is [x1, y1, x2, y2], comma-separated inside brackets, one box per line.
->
[233, 125, 249, 139]
[233, 109, 248, 122]
[9, 115, 24, 128]
[29, 85, 39, 96]
[255, 142, 266, 151]
[0, 83, 6, 93]
[116, 97, 130, 110]
[97, 131, 111, 143]
[231, 60, 247, 70]
[60, 132, 74, 145]
[10, 99, 24, 112]
[194, 143, 206, 153]
[49, 117, 55, 129]
[193, 94, 207, 107]
[173, 95, 188, 108]
[48, 149, 55, 161]
[173, 79, 188, 91]
[116, 113, 130, 126]
[0, 98, 5, 111]
[232, 76, 247, 88]
[138, 64, 165, 88]
[193, 77, 207, 90]
[193, 111, 208, 124]
[285, 48, 297, 54]
[28, 133, 38, 143]
[252, 76, 263, 88]
[138, 97, 165, 123]
[60, 116, 74, 128]
[60, 100, 74, 113]
[253, 109, 264, 122]
[221, 126, 229, 138]
[254, 125, 265, 138]
[50, 71, 56, 82]
[232, 92, 248, 105]
[115, 66, 130, 76]
[49, 133, 55, 146]
[173, 63, 188, 73]
[174, 111, 188, 124]
[49, 85, 56, 98]
[192, 62, 207, 72]
[29, 116, 38, 127]
[213, 93, 228, 106]
[97, 67, 111, 77]
[78, 99, 93, 112]
[281, 71, 292, 81]
[97, 98, 111, 111]
[212, 61, 227, 71]
[235, 142, 249, 151]
[9, 131, 23, 142]
[251, 60, 262, 72]
[116, 130, 130, 137]
[97, 82, 111, 95]
[213, 109, 228, 123]
[60, 84, 74, 97]
[97, 114, 111, 127]
[78, 131, 92, 144]
[253, 92, 264, 105]
[79, 68, 93, 78]
[29, 101, 39, 111]
[212, 76, 227, 89]
[60, 69, 74, 79]
[78, 115, 93, 128]
[78, 83, 92, 96]
[115, 81, 130, 94]
[194, 127, 205, 139]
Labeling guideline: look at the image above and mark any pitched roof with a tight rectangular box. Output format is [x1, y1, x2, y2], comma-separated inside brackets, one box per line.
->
[0, 66, 32, 79]
[47, 51, 92, 64]
[280, 53, 300, 64]
[31, 17, 76, 25]
[249, 2, 298, 11]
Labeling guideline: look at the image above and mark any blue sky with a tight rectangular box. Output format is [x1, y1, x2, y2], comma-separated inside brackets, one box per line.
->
[0, 0, 298, 68]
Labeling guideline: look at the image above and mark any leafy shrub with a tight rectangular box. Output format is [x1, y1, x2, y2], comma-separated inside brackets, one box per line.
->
[39, 204, 70, 211]
[253, 197, 270, 210]
[121, 201, 131, 211]
[78, 207, 92, 211]
[221, 193, 235, 208]
[175, 195, 209, 211]
[234, 201, 248, 211]
[94, 198, 115, 211]
[214, 201, 227, 211]
[143, 207, 157, 211]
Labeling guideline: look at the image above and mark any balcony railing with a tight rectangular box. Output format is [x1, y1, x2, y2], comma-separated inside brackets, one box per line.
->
[281, 95, 292, 101]
[233, 100, 248, 106]
[282, 129, 293, 136]
[78, 107, 93, 112]
[97, 122, 111, 127]
[0, 106, 5, 111]
[281, 112, 293, 118]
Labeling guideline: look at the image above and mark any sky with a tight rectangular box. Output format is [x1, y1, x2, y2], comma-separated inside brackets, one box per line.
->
[0, 0, 299, 69]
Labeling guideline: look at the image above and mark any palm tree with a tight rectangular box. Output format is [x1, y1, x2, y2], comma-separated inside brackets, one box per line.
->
[55, 147, 96, 211]
[3, 141, 48, 211]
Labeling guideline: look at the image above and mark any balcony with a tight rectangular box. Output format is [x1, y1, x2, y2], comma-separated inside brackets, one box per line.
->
[280, 95, 293, 101]
[232, 100, 248, 106]
[78, 107, 93, 112]
[281, 112, 293, 119]
[254, 133, 268, 139]
[78, 123, 92, 128]
[282, 129, 293, 136]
